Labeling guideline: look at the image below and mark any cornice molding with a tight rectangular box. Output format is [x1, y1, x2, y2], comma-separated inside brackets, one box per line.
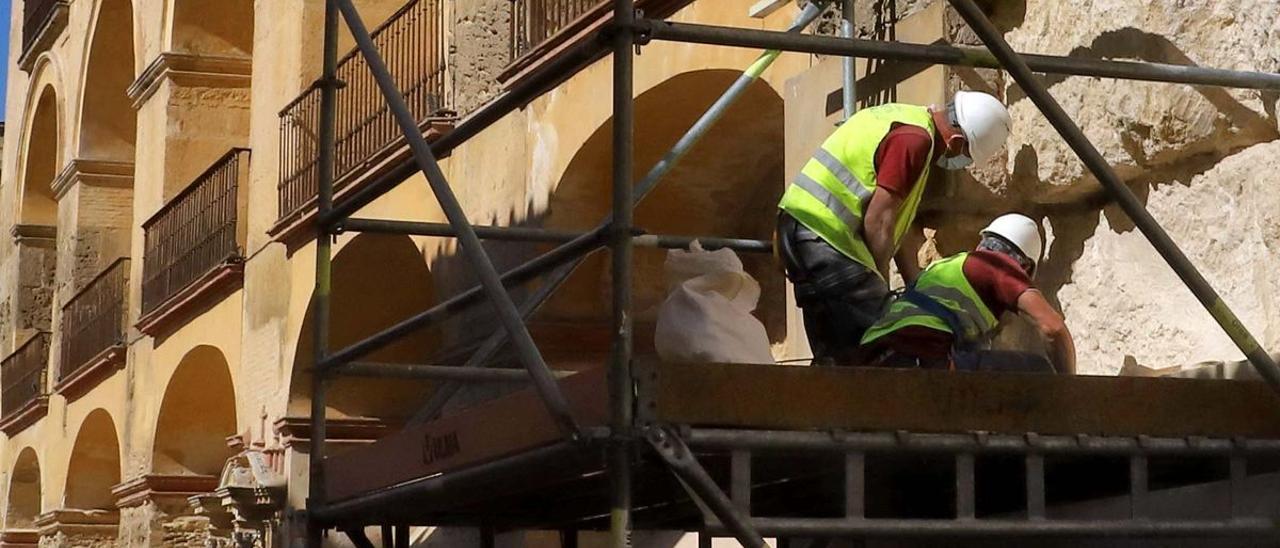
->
[128, 52, 253, 109]
[111, 474, 220, 509]
[51, 159, 135, 199]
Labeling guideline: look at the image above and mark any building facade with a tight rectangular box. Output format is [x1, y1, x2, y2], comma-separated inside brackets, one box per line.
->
[0, 0, 1276, 546]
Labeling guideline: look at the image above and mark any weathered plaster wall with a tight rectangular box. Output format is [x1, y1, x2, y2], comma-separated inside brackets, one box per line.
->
[920, 1, 1280, 375]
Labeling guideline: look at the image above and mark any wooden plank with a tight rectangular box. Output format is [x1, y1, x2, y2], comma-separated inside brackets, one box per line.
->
[640, 361, 1280, 438]
[325, 366, 608, 502]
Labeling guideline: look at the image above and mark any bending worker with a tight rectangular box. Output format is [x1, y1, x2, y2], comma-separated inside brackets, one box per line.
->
[861, 213, 1077, 374]
[778, 91, 1012, 365]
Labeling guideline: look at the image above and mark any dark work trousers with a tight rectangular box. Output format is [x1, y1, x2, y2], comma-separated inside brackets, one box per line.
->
[778, 213, 890, 366]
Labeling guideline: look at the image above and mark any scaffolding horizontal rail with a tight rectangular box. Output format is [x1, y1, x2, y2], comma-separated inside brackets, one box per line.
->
[342, 218, 772, 253]
[636, 20, 1280, 91]
[683, 428, 1280, 456]
[715, 518, 1279, 538]
[327, 362, 574, 382]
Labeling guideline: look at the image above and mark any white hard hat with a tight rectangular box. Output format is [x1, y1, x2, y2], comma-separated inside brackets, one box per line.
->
[981, 213, 1042, 267]
[952, 90, 1012, 162]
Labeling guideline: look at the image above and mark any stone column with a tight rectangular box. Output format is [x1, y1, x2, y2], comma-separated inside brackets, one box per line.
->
[4, 225, 57, 352]
[111, 474, 219, 547]
[33, 510, 119, 548]
[47, 160, 133, 384]
[0, 530, 39, 548]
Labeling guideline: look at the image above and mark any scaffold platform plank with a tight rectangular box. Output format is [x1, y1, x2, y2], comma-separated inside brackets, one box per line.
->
[324, 366, 609, 503]
[319, 361, 1280, 529]
[636, 361, 1280, 438]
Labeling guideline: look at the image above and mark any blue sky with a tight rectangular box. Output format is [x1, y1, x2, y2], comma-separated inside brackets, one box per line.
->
[0, 0, 8, 121]
[0, 0, 10, 121]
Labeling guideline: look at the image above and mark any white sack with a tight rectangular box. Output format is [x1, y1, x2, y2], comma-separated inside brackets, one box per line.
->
[654, 241, 774, 364]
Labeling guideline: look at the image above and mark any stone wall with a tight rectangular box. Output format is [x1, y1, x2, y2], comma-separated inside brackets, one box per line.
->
[451, 0, 512, 114]
[921, 0, 1280, 374]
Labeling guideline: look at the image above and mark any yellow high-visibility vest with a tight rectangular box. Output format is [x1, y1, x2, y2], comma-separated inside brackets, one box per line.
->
[778, 104, 935, 275]
[861, 252, 998, 345]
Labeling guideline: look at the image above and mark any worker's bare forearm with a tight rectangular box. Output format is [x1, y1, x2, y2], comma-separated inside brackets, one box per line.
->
[894, 225, 925, 285]
[862, 191, 904, 281]
[1017, 290, 1077, 375]
[866, 223, 894, 280]
[1051, 324, 1077, 375]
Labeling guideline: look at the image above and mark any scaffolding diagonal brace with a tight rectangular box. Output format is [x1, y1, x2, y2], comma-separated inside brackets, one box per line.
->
[946, 0, 1280, 396]
[332, 0, 580, 437]
[647, 427, 769, 548]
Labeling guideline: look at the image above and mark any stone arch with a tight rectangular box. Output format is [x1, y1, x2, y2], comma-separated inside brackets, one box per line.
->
[19, 83, 60, 226]
[5, 448, 41, 529]
[64, 409, 122, 510]
[537, 69, 788, 351]
[152, 345, 237, 476]
[77, 0, 137, 163]
[167, 0, 254, 57]
[288, 233, 440, 420]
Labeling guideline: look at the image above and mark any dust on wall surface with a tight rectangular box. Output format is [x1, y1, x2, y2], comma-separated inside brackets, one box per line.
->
[921, 1, 1280, 374]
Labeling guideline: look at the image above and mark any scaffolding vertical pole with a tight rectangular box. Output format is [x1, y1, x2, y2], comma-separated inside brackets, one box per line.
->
[307, 0, 341, 544]
[840, 0, 856, 119]
[947, 0, 1280, 395]
[609, 0, 636, 545]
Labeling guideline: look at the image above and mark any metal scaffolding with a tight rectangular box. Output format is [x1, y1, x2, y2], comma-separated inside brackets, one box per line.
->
[303, 0, 1280, 545]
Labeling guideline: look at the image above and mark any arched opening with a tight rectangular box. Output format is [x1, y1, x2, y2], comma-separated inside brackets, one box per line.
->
[289, 233, 440, 421]
[5, 448, 41, 529]
[536, 70, 788, 362]
[153, 346, 237, 476]
[20, 85, 59, 226]
[78, 0, 136, 163]
[170, 0, 254, 57]
[64, 409, 121, 510]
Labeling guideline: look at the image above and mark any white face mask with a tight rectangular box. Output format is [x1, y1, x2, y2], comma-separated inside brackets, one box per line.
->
[936, 153, 973, 171]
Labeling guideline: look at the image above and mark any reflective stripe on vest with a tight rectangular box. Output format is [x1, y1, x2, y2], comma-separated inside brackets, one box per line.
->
[778, 104, 935, 274]
[860, 253, 998, 346]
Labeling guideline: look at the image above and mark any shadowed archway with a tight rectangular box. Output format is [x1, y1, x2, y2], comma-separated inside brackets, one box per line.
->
[19, 85, 60, 226]
[64, 409, 121, 510]
[289, 233, 440, 421]
[5, 448, 41, 530]
[169, 0, 254, 57]
[534, 69, 788, 364]
[153, 345, 237, 476]
[78, 0, 136, 164]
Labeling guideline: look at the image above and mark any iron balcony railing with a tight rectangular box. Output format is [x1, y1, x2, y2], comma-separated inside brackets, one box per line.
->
[278, 0, 449, 220]
[22, 0, 63, 57]
[508, 0, 689, 64]
[142, 149, 250, 314]
[509, 0, 601, 60]
[60, 258, 130, 381]
[1, 332, 50, 420]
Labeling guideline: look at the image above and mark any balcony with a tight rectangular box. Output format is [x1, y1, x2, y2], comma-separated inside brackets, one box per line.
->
[0, 332, 51, 435]
[276, 0, 453, 230]
[58, 258, 129, 399]
[139, 149, 249, 334]
[18, 0, 70, 72]
[504, 0, 692, 82]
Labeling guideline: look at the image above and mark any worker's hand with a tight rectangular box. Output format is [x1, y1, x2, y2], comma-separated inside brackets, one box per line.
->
[863, 189, 904, 281]
[1016, 289, 1077, 375]
[894, 223, 926, 285]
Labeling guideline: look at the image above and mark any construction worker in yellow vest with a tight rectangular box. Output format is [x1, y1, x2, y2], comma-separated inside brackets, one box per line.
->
[861, 214, 1077, 374]
[778, 91, 1011, 365]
